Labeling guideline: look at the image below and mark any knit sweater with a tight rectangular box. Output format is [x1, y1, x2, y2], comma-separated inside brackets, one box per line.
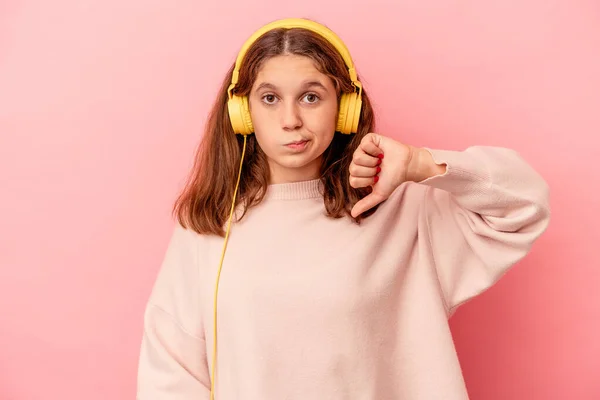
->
[137, 146, 550, 399]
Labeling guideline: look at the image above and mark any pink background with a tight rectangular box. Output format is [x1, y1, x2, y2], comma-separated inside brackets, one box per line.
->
[1, 1, 599, 399]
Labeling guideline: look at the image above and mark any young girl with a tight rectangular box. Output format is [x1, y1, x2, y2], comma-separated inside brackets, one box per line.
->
[137, 18, 550, 400]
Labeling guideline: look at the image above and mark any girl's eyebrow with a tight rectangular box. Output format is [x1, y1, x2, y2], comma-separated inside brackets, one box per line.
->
[254, 80, 328, 92]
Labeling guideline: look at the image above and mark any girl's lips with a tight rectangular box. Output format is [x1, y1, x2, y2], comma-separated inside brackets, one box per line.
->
[285, 140, 309, 150]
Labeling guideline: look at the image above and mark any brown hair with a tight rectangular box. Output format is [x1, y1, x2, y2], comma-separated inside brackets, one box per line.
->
[173, 24, 378, 237]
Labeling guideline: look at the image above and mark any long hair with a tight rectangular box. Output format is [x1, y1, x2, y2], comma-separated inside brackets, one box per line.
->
[174, 24, 378, 237]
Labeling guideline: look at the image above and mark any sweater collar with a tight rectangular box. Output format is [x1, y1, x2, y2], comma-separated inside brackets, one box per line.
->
[264, 178, 323, 200]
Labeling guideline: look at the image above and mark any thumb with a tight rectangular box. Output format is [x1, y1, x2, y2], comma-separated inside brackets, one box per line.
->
[351, 192, 386, 218]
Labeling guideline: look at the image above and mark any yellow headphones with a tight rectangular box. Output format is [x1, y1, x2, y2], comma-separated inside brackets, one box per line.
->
[226, 17, 363, 136]
[210, 18, 363, 399]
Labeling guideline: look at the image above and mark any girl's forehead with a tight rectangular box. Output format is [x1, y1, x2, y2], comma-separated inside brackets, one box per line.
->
[253, 55, 329, 87]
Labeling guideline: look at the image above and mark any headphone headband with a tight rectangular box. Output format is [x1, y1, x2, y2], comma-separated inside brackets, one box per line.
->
[227, 18, 362, 98]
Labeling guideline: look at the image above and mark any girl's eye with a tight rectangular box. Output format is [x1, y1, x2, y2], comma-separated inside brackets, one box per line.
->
[262, 94, 278, 104]
[303, 93, 320, 104]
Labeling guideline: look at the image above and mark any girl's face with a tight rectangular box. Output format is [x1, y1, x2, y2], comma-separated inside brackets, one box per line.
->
[249, 54, 338, 184]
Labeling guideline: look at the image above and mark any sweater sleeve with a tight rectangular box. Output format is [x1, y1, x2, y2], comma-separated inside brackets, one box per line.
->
[417, 146, 550, 315]
[137, 224, 211, 399]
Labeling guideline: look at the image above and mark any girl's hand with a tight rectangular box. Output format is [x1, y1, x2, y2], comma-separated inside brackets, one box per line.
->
[349, 133, 414, 218]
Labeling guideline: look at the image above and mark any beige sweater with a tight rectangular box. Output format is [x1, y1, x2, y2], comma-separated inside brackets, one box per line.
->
[137, 146, 550, 399]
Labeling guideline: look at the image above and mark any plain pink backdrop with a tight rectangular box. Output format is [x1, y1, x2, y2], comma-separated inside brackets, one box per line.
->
[1, 1, 599, 399]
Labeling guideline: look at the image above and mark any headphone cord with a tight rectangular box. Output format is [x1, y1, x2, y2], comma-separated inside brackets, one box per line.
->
[210, 134, 248, 400]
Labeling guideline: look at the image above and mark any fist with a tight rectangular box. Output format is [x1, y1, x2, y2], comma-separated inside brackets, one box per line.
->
[349, 133, 414, 218]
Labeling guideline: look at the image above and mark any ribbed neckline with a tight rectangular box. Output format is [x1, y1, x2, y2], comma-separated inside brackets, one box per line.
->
[264, 178, 324, 200]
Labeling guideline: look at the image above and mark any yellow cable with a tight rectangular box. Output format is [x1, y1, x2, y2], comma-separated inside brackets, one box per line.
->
[210, 134, 247, 399]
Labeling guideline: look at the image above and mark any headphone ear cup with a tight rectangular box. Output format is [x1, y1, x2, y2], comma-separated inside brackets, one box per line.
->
[345, 92, 357, 134]
[228, 95, 254, 135]
[350, 94, 362, 134]
[336, 93, 350, 134]
[336, 92, 362, 134]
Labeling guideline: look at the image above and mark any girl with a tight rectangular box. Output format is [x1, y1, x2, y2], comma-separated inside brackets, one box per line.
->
[137, 18, 550, 400]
